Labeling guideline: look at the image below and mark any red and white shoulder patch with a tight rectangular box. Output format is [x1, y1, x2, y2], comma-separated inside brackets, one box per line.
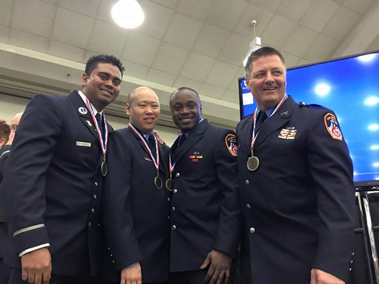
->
[324, 113, 342, 141]
[225, 134, 238, 157]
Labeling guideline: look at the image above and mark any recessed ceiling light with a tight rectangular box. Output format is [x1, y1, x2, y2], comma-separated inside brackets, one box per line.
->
[111, 0, 145, 29]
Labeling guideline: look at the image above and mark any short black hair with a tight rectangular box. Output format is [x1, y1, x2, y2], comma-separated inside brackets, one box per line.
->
[0, 120, 10, 144]
[245, 46, 286, 78]
[85, 54, 125, 76]
[169, 87, 200, 104]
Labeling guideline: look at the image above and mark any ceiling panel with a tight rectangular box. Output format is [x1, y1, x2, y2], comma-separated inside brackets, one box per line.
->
[205, 0, 247, 31]
[176, 0, 215, 21]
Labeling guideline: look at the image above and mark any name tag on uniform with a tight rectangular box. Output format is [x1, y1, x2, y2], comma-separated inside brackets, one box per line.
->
[76, 141, 91, 147]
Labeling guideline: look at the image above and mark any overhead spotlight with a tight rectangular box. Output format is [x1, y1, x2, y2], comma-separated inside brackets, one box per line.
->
[243, 20, 262, 66]
[111, 0, 145, 29]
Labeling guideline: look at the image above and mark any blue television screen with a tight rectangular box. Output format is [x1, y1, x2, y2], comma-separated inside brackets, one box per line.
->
[238, 51, 379, 186]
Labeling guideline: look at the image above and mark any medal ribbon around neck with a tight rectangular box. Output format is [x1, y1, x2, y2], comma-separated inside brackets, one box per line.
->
[84, 97, 108, 156]
[128, 123, 160, 171]
[165, 134, 181, 191]
[250, 94, 288, 150]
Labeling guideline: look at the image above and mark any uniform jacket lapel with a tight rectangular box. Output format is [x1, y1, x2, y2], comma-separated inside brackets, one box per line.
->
[254, 96, 296, 149]
[173, 119, 209, 163]
[69, 90, 99, 141]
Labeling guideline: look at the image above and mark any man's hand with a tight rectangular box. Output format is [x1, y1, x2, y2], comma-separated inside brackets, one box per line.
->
[310, 269, 344, 284]
[200, 250, 231, 284]
[154, 130, 166, 145]
[21, 247, 51, 284]
[120, 262, 142, 284]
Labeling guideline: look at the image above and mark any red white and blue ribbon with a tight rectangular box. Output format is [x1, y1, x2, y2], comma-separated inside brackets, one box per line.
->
[84, 97, 108, 155]
[128, 123, 160, 171]
[251, 94, 288, 150]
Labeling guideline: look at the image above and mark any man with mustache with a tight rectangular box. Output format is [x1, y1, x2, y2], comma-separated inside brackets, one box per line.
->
[2, 54, 124, 284]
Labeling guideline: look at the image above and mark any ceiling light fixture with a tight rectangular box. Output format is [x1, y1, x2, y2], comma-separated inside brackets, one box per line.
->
[111, 0, 145, 29]
[243, 20, 262, 66]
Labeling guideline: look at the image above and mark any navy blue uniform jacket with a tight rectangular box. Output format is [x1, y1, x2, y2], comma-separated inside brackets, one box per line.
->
[236, 96, 355, 283]
[102, 127, 170, 282]
[2, 91, 109, 277]
[169, 119, 241, 272]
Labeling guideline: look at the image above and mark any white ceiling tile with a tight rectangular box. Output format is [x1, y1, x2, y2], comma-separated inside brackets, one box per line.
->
[136, 1, 174, 40]
[248, 0, 283, 11]
[280, 51, 300, 68]
[199, 83, 225, 99]
[52, 8, 95, 49]
[59, 0, 101, 18]
[300, 0, 339, 32]
[235, 3, 274, 38]
[261, 15, 297, 47]
[150, 0, 179, 10]
[40, 0, 58, 4]
[0, 0, 13, 26]
[0, 26, 10, 43]
[84, 50, 100, 62]
[49, 40, 86, 62]
[222, 89, 239, 104]
[176, 0, 215, 21]
[163, 13, 203, 49]
[10, 29, 49, 53]
[87, 20, 128, 57]
[277, 0, 312, 22]
[180, 52, 215, 81]
[219, 33, 254, 66]
[96, 0, 118, 24]
[281, 25, 317, 58]
[146, 69, 176, 86]
[122, 32, 160, 67]
[206, 61, 240, 89]
[205, 0, 247, 31]
[228, 67, 245, 91]
[302, 34, 339, 62]
[343, 0, 374, 14]
[192, 24, 230, 58]
[12, 0, 55, 37]
[322, 6, 360, 41]
[152, 42, 188, 75]
[173, 77, 203, 91]
[123, 61, 149, 79]
[297, 58, 312, 67]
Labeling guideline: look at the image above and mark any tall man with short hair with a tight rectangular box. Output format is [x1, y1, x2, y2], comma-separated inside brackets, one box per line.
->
[2, 54, 124, 284]
[102, 86, 170, 284]
[237, 46, 355, 284]
[168, 87, 240, 284]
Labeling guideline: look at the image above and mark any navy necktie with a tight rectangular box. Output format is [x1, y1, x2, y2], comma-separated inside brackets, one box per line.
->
[96, 113, 105, 141]
[255, 111, 267, 134]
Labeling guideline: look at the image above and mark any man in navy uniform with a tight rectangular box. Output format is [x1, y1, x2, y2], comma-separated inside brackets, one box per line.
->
[102, 86, 170, 284]
[2, 54, 124, 284]
[237, 46, 355, 284]
[168, 87, 240, 284]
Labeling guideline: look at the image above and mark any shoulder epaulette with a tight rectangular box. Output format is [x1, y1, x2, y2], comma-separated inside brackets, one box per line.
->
[299, 102, 325, 109]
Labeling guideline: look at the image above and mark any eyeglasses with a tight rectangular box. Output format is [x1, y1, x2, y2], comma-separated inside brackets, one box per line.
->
[10, 124, 17, 131]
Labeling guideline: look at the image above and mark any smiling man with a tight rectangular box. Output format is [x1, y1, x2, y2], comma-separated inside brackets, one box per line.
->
[167, 87, 240, 284]
[102, 86, 170, 284]
[2, 54, 124, 284]
[237, 46, 355, 284]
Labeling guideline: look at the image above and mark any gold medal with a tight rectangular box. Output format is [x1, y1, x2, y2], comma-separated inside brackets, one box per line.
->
[101, 155, 108, 176]
[165, 172, 175, 191]
[154, 173, 163, 189]
[247, 150, 259, 171]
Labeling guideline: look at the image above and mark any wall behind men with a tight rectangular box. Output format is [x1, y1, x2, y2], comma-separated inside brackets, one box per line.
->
[0, 93, 178, 145]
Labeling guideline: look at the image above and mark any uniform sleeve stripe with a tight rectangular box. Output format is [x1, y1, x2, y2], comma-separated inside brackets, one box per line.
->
[13, 224, 45, 237]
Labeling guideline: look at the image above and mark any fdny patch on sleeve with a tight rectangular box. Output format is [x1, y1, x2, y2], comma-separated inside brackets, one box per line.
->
[225, 134, 238, 157]
[324, 113, 343, 141]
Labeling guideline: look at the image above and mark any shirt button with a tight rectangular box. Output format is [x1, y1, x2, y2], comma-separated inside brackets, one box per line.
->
[172, 207, 175, 211]
[246, 204, 251, 209]
[172, 225, 176, 230]
[250, 227, 255, 234]
[176, 173, 180, 178]
[173, 189, 178, 193]
[95, 182, 98, 186]
[245, 180, 249, 185]
[94, 195, 97, 199]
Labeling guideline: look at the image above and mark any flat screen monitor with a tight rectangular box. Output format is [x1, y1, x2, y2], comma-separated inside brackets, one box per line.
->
[238, 51, 379, 186]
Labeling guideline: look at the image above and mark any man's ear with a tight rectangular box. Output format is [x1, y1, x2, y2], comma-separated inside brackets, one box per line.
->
[125, 103, 131, 116]
[82, 73, 89, 87]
